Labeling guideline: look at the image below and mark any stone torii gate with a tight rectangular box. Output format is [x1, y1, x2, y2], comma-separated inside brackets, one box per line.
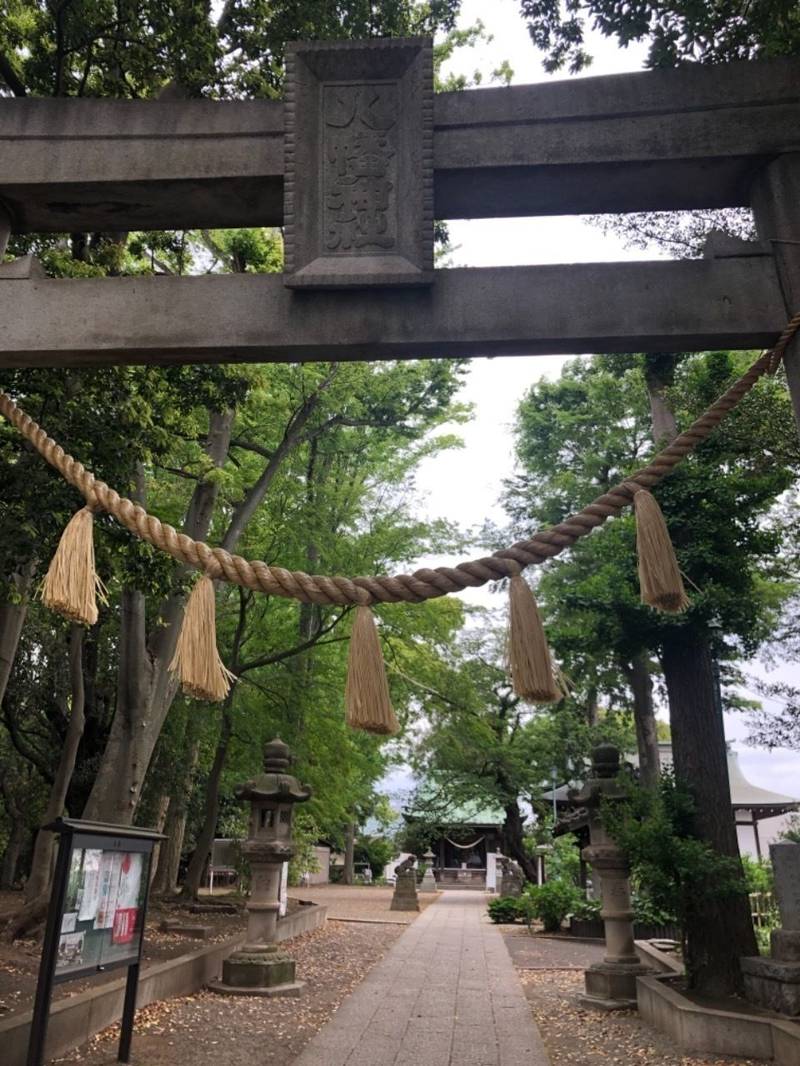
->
[0, 37, 799, 424]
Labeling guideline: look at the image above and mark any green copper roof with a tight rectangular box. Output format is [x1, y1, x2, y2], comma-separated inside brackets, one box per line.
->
[404, 789, 504, 828]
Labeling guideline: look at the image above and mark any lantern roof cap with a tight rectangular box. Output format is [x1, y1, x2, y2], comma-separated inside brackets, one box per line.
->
[234, 737, 312, 804]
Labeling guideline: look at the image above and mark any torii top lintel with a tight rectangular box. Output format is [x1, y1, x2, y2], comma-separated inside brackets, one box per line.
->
[0, 40, 799, 366]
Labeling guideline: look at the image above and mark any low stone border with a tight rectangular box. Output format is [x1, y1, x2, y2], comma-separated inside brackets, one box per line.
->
[275, 901, 328, 942]
[636, 974, 800, 1064]
[1, 935, 245, 1066]
[1, 901, 327, 1066]
[635, 939, 684, 976]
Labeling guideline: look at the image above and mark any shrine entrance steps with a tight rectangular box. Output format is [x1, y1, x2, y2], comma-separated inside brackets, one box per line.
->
[291, 889, 550, 1066]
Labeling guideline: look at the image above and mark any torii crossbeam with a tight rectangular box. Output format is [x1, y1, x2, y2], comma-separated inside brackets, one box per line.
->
[0, 42, 799, 419]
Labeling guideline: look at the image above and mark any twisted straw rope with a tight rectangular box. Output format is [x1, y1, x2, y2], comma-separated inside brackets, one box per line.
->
[2, 313, 799, 607]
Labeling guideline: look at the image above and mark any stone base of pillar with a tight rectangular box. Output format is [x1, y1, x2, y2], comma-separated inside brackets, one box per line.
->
[579, 960, 651, 1011]
[741, 956, 800, 1016]
[391, 871, 420, 911]
[208, 944, 303, 998]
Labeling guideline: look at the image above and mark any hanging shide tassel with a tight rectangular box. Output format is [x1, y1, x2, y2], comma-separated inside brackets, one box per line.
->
[170, 574, 236, 702]
[41, 505, 107, 625]
[345, 605, 399, 735]
[507, 573, 561, 702]
[632, 488, 689, 613]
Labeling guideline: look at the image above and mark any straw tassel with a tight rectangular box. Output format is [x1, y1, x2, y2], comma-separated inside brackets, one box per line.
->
[507, 573, 561, 702]
[170, 574, 236, 702]
[41, 504, 107, 626]
[345, 605, 399, 735]
[632, 488, 689, 613]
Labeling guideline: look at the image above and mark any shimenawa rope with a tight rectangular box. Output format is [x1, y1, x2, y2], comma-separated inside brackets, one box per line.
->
[2, 310, 799, 720]
[2, 311, 798, 607]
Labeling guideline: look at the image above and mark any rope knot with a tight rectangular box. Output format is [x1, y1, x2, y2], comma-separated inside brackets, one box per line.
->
[353, 585, 372, 607]
[621, 480, 645, 501]
[84, 490, 101, 515]
[204, 557, 224, 581]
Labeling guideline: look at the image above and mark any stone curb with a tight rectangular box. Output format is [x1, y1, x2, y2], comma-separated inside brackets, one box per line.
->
[637, 974, 800, 1064]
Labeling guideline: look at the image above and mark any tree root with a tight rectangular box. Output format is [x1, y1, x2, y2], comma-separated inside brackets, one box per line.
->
[1, 893, 48, 942]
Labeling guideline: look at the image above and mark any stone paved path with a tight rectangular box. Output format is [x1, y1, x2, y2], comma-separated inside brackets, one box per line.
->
[291, 890, 550, 1066]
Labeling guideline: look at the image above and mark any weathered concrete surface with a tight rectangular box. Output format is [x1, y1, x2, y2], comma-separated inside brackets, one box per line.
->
[292, 890, 550, 1066]
[0, 257, 786, 369]
[0, 57, 798, 232]
[753, 154, 800, 437]
[637, 974, 800, 1064]
[741, 955, 800, 1017]
[0, 934, 245, 1066]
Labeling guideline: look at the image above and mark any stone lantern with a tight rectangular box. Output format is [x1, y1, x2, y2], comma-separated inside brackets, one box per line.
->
[210, 737, 311, 997]
[569, 743, 651, 1010]
[419, 848, 437, 893]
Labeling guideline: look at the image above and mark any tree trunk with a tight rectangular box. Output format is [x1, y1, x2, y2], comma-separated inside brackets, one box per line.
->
[585, 684, 598, 726]
[152, 722, 201, 896]
[82, 375, 339, 828]
[643, 353, 680, 444]
[343, 823, 355, 885]
[147, 791, 172, 886]
[82, 587, 154, 822]
[0, 562, 35, 706]
[661, 633, 758, 995]
[502, 801, 538, 883]
[624, 653, 661, 789]
[24, 626, 86, 904]
[82, 411, 233, 824]
[0, 818, 25, 889]
[180, 702, 234, 901]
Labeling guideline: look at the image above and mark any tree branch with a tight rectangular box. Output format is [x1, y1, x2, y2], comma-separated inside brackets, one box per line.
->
[1, 707, 54, 785]
[238, 609, 350, 674]
[0, 53, 27, 97]
[155, 464, 202, 482]
[230, 439, 274, 460]
[221, 366, 339, 552]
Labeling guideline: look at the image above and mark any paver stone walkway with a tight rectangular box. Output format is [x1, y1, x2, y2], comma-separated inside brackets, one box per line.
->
[292, 890, 550, 1066]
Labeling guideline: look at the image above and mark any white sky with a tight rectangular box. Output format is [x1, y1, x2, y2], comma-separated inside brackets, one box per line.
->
[404, 0, 800, 804]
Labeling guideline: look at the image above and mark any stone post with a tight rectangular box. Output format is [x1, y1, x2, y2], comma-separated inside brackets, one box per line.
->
[742, 842, 800, 1016]
[210, 738, 311, 997]
[570, 743, 651, 1010]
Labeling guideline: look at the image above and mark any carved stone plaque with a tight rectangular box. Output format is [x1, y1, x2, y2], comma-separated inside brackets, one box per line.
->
[284, 38, 433, 288]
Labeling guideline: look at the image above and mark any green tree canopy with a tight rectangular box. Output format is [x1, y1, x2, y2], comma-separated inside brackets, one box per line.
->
[505, 351, 800, 693]
[519, 0, 800, 74]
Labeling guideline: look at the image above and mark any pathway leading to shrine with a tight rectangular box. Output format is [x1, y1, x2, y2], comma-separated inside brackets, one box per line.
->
[291, 890, 550, 1066]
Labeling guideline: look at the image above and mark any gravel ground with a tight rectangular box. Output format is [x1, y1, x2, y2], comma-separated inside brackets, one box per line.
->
[503, 933, 606, 970]
[291, 884, 440, 923]
[520, 968, 758, 1066]
[48, 920, 404, 1066]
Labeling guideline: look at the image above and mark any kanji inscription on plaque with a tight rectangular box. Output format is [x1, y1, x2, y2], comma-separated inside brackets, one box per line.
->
[323, 83, 398, 254]
[284, 38, 433, 288]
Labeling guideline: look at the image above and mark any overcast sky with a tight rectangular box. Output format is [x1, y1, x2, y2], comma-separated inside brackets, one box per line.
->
[395, 0, 800, 805]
